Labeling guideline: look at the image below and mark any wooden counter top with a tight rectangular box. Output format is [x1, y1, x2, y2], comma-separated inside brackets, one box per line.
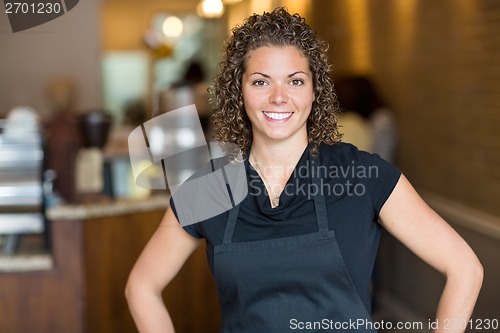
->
[0, 195, 169, 273]
[0, 253, 53, 272]
[46, 194, 169, 221]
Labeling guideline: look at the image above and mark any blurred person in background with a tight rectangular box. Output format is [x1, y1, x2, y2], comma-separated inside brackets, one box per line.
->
[335, 75, 397, 163]
[162, 61, 212, 138]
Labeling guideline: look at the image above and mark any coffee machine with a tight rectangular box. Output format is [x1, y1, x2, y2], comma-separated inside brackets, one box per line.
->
[0, 107, 45, 254]
[75, 110, 112, 199]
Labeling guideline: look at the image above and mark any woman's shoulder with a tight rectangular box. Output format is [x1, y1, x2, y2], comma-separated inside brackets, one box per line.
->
[318, 142, 399, 173]
[319, 142, 369, 161]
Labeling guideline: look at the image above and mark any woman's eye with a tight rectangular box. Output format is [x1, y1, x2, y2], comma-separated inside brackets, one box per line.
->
[252, 80, 267, 86]
[290, 79, 304, 86]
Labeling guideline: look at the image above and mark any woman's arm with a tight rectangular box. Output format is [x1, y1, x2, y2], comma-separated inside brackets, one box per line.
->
[379, 175, 483, 333]
[125, 207, 201, 333]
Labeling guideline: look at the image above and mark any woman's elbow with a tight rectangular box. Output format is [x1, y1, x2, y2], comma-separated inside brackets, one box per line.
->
[471, 257, 484, 287]
[125, 272, 148, 304]
[125, 275, 138, 303]
[466, 258, 484, 300]
[125, 271, 164, 305]
[464, 250, 484, 286]
[449, 253, 484, 289]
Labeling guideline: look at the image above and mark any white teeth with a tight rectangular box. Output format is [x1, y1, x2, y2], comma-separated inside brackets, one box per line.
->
[263, 112, 292, 120]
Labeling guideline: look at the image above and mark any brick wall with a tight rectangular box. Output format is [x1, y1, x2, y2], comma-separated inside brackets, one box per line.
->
[312, 0, 500, 217]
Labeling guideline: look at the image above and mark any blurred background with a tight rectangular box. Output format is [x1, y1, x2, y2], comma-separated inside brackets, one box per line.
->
[0, 0, 499, 332]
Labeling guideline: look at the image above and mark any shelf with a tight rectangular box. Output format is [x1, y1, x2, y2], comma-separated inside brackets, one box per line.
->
[0, 213, 44, 234]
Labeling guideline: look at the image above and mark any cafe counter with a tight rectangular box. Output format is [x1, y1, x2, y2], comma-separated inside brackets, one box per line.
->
[0, 195, 220, 333]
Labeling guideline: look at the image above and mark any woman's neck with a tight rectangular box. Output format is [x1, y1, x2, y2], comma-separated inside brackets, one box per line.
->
[249, 135, 308, 208]
[250, 136, 308, 168]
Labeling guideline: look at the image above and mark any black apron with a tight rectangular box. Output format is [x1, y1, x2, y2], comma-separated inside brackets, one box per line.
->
[213, 154, 376, 332]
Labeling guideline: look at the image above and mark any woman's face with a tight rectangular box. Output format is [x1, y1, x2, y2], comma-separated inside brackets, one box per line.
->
[241, 45, 314, 145]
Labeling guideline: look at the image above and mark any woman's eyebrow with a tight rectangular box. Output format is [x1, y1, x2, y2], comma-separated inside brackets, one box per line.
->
[248, 72, 270, 78]
[288, 71, 309, 77]
[248, 71, 309, 78]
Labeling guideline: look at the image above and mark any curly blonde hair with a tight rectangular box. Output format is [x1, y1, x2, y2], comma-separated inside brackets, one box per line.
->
[210, 7, 341, 156]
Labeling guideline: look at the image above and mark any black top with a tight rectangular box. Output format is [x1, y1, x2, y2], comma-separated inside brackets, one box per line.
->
[170, 142, 401, 309]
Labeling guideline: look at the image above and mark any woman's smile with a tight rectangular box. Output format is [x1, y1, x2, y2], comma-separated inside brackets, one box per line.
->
[262, 111, 294, 121]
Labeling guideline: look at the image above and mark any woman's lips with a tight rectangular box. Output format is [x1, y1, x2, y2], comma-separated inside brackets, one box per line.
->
[262, 111, 293, 121]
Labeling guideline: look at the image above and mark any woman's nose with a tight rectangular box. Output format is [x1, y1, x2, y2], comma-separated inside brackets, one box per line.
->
[269, 84, 288, 105]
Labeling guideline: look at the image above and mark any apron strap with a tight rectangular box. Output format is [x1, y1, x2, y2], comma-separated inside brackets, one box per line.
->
[310, 153, 330, 234]
[223, 204, 240, 244]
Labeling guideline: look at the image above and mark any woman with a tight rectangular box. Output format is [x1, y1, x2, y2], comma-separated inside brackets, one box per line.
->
[126, 8, 482, 332]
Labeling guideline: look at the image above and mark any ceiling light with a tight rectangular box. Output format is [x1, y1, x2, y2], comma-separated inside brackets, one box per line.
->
[197, 0, 224, 19]
[162, 15, 183, 38]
